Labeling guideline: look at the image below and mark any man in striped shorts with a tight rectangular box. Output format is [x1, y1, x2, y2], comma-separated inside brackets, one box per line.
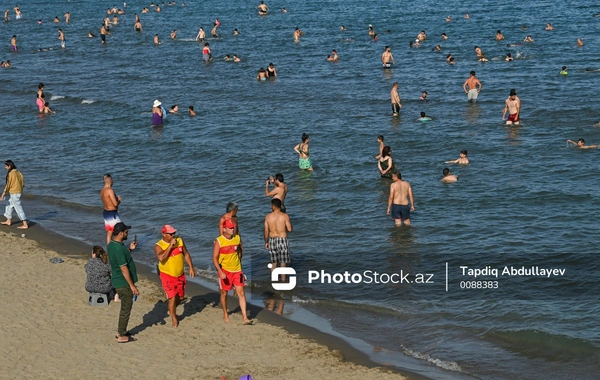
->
[264, 198, 293, 282]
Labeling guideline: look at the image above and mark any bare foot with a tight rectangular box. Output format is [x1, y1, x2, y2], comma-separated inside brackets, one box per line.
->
[171, 316, 179, 328]
[223, 315, 230, 323]
[242, 319, 253, 325]
[17, 224, 28, 229]
[1, 220, 11, 226]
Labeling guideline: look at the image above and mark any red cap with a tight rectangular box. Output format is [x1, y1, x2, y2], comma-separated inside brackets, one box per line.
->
[222, 219, 236, 229]
[161, 225, 177, 234]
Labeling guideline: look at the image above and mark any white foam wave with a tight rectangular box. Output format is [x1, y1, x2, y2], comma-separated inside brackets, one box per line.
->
[291, 296, 318, 304]
[50, 95, 65, 100]
[81, 99, 96, 104]
[403, 349, 462, 372]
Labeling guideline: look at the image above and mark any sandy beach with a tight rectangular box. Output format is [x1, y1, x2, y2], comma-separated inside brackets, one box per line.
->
[0, 227, 409, 380]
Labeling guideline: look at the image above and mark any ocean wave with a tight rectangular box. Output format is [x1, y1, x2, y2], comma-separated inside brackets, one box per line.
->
[81, 99, 96, 104]
[50, 95, 65, 100]
[291, 296, 318, 304]
[403, 348, 462, 372]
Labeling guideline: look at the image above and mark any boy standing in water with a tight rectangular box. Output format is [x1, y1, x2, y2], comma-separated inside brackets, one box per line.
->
[390, 82, 401, 116]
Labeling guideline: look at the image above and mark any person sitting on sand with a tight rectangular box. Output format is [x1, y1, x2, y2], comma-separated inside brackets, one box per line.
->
[441, 168, 458, 183]
[567, 138, 598, 149]
[85, 246, 120, 302]
[446, 150, 469, 164]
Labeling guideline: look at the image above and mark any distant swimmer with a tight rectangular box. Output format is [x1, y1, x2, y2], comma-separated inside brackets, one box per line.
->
[441, 33, 448, 40]
[420, 91, 427, 100]
[36, 83, 44, 111]
[211, 22, 219, 37]
[112, 15, 119, 24]
[340, 25, 346, 31]
[496, 30, 504, 40]
[502, 89, 521, 125]
[224, 54, 232, 61]
[293, 27, 303, 42]
[64, 12, 70, 23]
[100, 23, 109, 44]
[171, 29, 177, 39]
[446, 15, 452, 22]
[233, 28, 239, 35]
[58, 28, 65, 48]
[390, 82, 401, 116]
[257, 67, 268, 80]
[134, 20, 142, 32]
[576, 38, 584, 46]
[372, 33, 378, 42]
[387, 171, 415, 227]
[233, 54, 240, 62]
[474, 46, 483, 57]
[257, 1, 269, 15]
[282, 8, 287, 13]
[196, 27, 205, 41]
[446, 150, 469, 164]
[1, 60, 11, 67]
[14, 6, 22, 20]
[523, 35, 534, 42]
[168, 105, 178, 114]
[202, 42, 212, 61]
[42, 102, 55, 114]
[447, 54, 455, 64]
[368, 25, 375, 36]
[88, 31, 96, 38]
[188, 106, 196, 116]
[266, 63, 277, 77]
[54, 16, 60, 23]
[375, 135, 384, 159]
[417, 30, 427, 40]
[294, 133, 313, 171]
[545, 23, 554, 30]
[265, 174, 288, 213]
[4, 9, 9, 22]
[432, 44, 441, 51]
[378, 146, 396, 179]
[154, 34, 161, 44]
[152, 99, 164, 125]
[416, 111, 432, 122]
[567, 138, 598, 149]
[463, 71, 482, 102]
[10, 35, 17, 51]
[441, 168, 458, 183]
[329, 49, 338, 61]
[505, 53, 513, 61]
[381, 45, 395, 68]
[465, 13, 470, 19]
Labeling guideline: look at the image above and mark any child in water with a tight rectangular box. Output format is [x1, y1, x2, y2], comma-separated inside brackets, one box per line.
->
[445, 150, 469, 164]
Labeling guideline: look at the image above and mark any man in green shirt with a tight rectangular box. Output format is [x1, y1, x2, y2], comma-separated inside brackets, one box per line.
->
[107, 222, 139, 343]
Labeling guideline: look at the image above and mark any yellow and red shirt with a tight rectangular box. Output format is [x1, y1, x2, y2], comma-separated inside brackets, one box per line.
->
[156, 238, 185, 277]
[217, 235, 241, 272]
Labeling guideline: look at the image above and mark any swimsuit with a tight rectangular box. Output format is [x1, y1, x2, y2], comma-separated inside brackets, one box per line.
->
[468, 89, 478, 101]
[268, 237, 290, 264]
[382, 63, 391, 68]
[379, 158, 396, 179]
[508, 113, 520, 122]
[392, 103, 400, 114]
[103, 209, 121, 231]
[152, 112, 163, 125]
[298, 145, 311, 169]
[391, 204, 410, 220]
[36, 98, 44, 111]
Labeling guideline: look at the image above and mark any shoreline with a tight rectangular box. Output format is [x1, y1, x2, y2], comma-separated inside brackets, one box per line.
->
[1, 221, 433, 380]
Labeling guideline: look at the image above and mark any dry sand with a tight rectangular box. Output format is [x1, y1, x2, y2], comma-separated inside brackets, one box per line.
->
[0, 230, 408, 380]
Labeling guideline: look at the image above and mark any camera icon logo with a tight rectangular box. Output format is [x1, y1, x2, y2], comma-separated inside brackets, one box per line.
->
[268, 264, 297, 291]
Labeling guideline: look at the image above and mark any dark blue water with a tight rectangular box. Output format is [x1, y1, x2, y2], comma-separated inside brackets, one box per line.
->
[1, 1, 599, 378]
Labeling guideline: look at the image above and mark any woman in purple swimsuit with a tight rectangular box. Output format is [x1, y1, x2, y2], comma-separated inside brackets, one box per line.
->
[152, 99, 163, 125]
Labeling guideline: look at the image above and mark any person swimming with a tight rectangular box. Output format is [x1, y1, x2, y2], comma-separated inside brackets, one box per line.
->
[560, 66, 568, 75]
[416, 111, 432, 122]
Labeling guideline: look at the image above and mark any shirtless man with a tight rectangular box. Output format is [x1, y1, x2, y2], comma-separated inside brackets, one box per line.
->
[4, 9, 9, 22]
[496, 30, 504, 40]
[196, 27, 205, 41]
[10, 35, 17, 51]
[58, 29, 65, 48]
[257, 1, 269, 15]
[381, 46, 394, 68]
[100, 24, 109, 44]
[100, 174, 122, 244]
[445, 150, 469, 164]
[567, 139, 598, 149]
[331, 49, 338, 61]
[502, 89, 520, 125]
[387, 171, 415, 227]
[441, 168, 458, 183]
[390, 82, 401, 116]
[416, 30, 427, 40]
[293, 27, 303, 42]
[264, 199, 292, 281]
[64, 12, 70, 23]
[171, 29, 177, 39]
[219, 202, 242, 241]
[463, 71, 482, 103]
[265, 173, 288, 213]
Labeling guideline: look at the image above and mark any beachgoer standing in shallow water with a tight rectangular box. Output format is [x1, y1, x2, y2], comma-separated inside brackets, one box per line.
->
[390, 82, 401, 116]
[202, 42, 212, 61]
[265, 198, 293, 282]
[266, 174, 288, 213]
[257, 1, 269, 15]
[375, 135, 384, 159]
[58, 29, 65, 48]
[100, 173, 122, 244]
[387, 171, 415, 227]
[196, 27, 205, 41]
[211, 22, 219, 37]
[10, 35, 17, 51]
[36, 83, 45, 111]
[1, 160, 29, 229]
[152, 99, 164, 125]
[294, 133, 313, 171]
[463, 71, 482, 102]
[134, 19, 142, 32]
[502, 89, 521, 125]
[378, 146, 396, 178]
[294, 27, 303, 42]
[381, 45, 394, 68]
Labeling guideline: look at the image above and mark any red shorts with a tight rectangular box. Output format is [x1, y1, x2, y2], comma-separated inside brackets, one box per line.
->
[218, 268, 244, 291]
[159, 272, 186, 299]
[508, 113, 520, 122]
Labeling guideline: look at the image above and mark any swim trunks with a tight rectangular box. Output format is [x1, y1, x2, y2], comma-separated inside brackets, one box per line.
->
[11, 45, 16, 51]
[36, 98, 44, 111]
[101, 34, 106, 42]
[268, 237, 290, 264]
[103, 209, 121, 231]
[508, 113, 520, 122]
[218, 268, 244, 291]
[159, 272, 186, 299]
[382, 63, 391, 68]
[299, 157, 312, 170]
[468, 89, 478, 101]
[203, 53, 210, 61]
[391, 204, 410, 220]
[392, 103, 400, 114]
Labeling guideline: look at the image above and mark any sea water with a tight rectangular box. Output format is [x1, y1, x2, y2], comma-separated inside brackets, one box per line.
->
[1, 0, 599, 379]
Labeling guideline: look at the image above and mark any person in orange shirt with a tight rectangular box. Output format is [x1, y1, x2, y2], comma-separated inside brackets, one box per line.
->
[154, 224, 195, 327]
